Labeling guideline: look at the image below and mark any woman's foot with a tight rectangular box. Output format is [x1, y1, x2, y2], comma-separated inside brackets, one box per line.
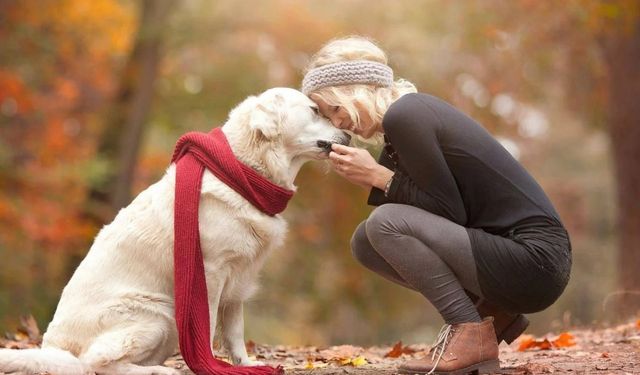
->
[494, 313, 529, 344]
[465, 291, 529, 344]
[398, 318, 500, 375]
[475, 298, 529, 344]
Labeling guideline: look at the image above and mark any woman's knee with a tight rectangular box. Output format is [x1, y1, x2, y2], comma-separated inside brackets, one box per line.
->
[350, 221, 374, 264]
[365, 204, 409, 245]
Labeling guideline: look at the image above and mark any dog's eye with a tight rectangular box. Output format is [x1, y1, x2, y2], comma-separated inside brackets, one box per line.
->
[310, 106, 320, 115]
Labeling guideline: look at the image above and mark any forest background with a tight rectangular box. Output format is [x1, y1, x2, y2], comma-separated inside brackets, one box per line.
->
[1, 0, 639, 347]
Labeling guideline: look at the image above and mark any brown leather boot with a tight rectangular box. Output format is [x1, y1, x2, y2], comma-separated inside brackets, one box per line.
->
[475, 299, 529, 345]
[466, 290, 529, 344]
[398, 317, 500, 375]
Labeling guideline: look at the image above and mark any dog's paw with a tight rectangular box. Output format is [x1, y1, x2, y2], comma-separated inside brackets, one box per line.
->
[231, 355, 266, 367]
[239, 359, 266, 367]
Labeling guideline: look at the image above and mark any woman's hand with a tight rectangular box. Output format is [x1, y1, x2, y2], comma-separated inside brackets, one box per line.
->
[329, 144, 394, 190]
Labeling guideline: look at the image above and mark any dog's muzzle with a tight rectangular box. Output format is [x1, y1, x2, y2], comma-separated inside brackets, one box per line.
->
[317, 132, 351, 153]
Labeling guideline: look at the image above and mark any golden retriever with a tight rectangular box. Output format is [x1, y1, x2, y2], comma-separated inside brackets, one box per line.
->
[0, 88, 350, 375]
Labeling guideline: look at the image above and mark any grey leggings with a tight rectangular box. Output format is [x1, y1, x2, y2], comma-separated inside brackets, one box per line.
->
[351, 203, 483, 324]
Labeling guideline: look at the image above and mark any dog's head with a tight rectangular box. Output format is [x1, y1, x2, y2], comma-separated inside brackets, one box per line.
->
[224, 88, 351, 187]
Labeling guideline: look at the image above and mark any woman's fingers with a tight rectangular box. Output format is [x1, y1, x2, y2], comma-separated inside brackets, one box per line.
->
[331, 143, 355, 155]
[329, 151, 348, 164]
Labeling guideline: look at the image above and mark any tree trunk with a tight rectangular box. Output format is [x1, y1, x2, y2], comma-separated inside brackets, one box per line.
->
[90, 0, 173, 221]
[602, 17, 640, 318]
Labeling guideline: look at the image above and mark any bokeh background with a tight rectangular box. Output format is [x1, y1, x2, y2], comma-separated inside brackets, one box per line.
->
[1, 0, 639, 346]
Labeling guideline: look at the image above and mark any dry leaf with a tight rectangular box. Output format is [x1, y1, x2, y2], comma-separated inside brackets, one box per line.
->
[351, 356, 367, 366]
[304, 359, 328, 369]
[554, 332, 576, 348]
[13, 331, 29, 342]
[384, 341, 417, 358]
[19, 315, 40, 342]
[246, 340, 256, 353]
[1, 316, 42, 349]
[636, 319, 640, 330]
[339, 357, 352, 366]
[339, 356, 368, 366]
[518, 332, 576, 351]
[318, 345, 363, 361]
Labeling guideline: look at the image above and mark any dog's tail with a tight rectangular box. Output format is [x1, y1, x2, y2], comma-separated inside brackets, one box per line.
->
[0, 347, 91, 375]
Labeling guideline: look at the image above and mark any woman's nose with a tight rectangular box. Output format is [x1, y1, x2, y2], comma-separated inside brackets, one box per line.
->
[330, 117, 343, 129]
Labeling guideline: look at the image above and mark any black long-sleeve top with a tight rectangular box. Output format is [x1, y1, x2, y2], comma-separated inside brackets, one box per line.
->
[367, 93, 571, 312]
[368, 93, 561, 235]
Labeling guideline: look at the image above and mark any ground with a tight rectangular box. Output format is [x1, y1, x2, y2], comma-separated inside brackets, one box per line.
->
[1, 318, 639, 374]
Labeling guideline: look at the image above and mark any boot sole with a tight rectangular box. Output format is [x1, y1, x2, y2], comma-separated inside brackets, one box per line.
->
[498, 314, 529, 344]
[398, 359, 500, 375]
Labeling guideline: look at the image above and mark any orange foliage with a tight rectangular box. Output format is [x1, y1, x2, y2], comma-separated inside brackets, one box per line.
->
[8, 0, 134, 59]
[384, 341, 417, 358]
[0, 1, 135, 253]
[0, 71, 34, 113]
[518, 332, 576, 351]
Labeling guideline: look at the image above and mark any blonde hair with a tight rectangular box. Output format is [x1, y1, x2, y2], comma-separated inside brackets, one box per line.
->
[304, 36, 417, 143]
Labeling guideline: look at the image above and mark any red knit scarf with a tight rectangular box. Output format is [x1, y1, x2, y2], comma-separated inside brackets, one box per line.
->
[171, 127, 291, 375]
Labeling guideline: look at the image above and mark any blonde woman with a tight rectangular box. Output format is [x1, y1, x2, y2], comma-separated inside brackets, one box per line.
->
[302, 36, 571, 375]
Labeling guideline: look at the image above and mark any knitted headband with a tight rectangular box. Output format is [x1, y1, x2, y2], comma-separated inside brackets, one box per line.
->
[301, 60, 394, 95]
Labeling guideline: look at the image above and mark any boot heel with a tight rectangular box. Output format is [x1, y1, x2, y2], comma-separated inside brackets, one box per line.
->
[473, 359, 500, 374]
[498, 314, 529, 344]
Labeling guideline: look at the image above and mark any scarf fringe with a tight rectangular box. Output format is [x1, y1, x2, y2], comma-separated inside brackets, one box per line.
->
[190, 365, 284, 375]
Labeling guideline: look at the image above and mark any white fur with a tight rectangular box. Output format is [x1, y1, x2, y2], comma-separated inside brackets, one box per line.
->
[0, 88, 350, 375]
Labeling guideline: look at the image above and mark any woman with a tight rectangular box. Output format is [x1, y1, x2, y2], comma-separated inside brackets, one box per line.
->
[301, 36, 571, 375]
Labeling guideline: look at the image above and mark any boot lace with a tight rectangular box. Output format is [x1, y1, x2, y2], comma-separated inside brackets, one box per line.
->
[427, 324, 453, 375]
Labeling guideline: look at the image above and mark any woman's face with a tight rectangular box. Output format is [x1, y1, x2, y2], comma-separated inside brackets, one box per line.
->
[311, 95, 379, 139]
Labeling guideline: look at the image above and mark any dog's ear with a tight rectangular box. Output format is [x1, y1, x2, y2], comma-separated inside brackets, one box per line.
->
[249, 93, 286, 140]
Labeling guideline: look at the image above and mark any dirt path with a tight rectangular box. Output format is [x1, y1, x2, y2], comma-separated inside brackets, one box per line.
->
[162, 321, 640, 374]
[1, 319, 638, 374]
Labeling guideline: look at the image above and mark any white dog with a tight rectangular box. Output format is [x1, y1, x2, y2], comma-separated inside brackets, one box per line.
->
[0, 88, 350, 375]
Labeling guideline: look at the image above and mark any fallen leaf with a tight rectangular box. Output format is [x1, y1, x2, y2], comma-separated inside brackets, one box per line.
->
[636, 319, 640, 329]
[339, 357, 352, 366]
[318, 345, 363, 361]
[304, 359, 328, 370]
[19, 315, 40, 342]
[553, 332, 576, 348]
[338, 356, 368, 366]
[351, 356, 368, 366]
[384, 341, 417, 358]
[13, 331, 29, 342]
[517, 332, 575, 351]
[601, 352, 609, 358]
[246, 340, 256, 353]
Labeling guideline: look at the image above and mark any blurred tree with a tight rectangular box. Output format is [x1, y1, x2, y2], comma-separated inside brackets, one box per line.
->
[598, 3, 640, 317]
[0, 0, 135, 331]
[455, 0, 640, 319]
[90, 0, 174, 219]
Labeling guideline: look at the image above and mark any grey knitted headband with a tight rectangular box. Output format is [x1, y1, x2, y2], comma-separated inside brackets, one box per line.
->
[301, 60, 394, 95]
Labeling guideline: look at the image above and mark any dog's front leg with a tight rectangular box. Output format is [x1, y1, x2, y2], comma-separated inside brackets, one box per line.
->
[221, 301, 263, 366]
[205, 273, 224, 355]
